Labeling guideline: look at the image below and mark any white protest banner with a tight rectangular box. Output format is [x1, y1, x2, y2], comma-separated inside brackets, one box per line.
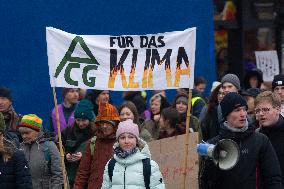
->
[255, 50, 279, 81]
[46, 27, 196, 90]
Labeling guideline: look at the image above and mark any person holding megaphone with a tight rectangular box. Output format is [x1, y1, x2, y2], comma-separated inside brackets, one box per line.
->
[199, 92, 283, 189]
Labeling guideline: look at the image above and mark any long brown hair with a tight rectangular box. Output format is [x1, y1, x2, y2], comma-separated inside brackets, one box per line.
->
[0, 133, 16, 163]
[207, 84, 222, 115]
[118, 101, 140, 124]
[161, 107, 180, 129]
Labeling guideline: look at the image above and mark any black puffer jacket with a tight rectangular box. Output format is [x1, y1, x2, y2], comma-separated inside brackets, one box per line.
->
[260, 115, 284, 186]
[0, 149, 32, 189]
[200, 124, 283, 189]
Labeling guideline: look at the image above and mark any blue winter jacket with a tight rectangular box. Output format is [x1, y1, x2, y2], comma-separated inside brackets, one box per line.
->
[0, 149, 33, 189]
[101, 139, 165, 189]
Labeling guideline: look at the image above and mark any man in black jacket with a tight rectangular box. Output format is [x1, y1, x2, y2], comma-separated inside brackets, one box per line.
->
[200, 92, 282, 189]
[255, 91, 284, 186]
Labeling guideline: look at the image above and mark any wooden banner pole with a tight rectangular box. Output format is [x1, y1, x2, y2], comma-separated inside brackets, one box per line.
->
[52, 87, 68, 189]
[182, 89, 193, 189]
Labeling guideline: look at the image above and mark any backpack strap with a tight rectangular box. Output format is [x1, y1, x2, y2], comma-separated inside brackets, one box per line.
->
[108, 158, 117, 182]
[90, 136, 97, 158]
[43, 141, 51, 172]
[107, 157, 151, 188]
[142, 158, 151, 189]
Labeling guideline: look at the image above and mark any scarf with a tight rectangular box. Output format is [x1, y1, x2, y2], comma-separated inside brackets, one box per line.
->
[223, 119, 249, 133]
[114, 146, 138, 159]
[2, 106, 19, 131]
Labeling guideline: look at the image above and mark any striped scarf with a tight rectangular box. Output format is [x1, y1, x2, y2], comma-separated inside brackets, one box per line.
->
[114, 146, 138, 159]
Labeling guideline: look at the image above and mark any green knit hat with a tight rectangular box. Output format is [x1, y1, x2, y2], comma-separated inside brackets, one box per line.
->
[19, 114, 42, 132]
[0, 112, 6, 134]
[75, 99, 96, 121]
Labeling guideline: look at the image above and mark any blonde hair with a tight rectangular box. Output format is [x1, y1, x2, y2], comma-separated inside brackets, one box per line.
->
[0, 133, 16, 163]
[137, 139, 145, 150]
[255, 91, 281, 108]
[18, 126, 35, 133]
[150, 94, 162, 105]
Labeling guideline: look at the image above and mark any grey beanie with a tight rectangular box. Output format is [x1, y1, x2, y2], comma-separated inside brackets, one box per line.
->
[221, 74, 241, 90]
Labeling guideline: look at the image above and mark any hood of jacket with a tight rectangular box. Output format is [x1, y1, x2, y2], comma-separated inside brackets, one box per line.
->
[113, 138, 150, 166]
[21, 131, 54, 148]
[244, 68, 263, 89]
[36, 131, 55, 143]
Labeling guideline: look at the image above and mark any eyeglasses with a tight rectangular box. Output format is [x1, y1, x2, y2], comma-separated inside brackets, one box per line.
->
[217, 92, 225, 96]
[254, 107, 271, 114]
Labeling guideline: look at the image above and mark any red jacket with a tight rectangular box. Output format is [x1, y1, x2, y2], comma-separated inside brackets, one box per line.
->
[73, 132, 116, 189]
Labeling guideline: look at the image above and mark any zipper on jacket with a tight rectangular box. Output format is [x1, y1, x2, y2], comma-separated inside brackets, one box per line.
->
[28, 145, 32, 162]
[124, 166, 127, 189]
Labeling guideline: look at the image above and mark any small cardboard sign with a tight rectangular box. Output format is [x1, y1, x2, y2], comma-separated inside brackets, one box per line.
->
[148, 133, 199, 189]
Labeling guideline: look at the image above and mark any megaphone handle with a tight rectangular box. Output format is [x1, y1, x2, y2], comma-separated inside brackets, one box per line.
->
[216, 145, 220, 168]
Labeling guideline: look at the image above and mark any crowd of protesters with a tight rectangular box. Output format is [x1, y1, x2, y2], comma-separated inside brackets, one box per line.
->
[1, 67, 284, 189]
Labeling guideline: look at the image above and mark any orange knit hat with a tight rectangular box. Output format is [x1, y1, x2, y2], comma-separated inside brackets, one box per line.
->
[95, 102, 120, 126]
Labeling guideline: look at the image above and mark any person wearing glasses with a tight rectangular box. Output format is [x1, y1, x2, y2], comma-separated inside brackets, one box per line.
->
[200, 92, 282, 189]
[255, 91, 284, 186]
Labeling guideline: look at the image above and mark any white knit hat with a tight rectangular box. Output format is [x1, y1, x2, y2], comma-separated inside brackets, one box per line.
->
[211, 81, 221, 92]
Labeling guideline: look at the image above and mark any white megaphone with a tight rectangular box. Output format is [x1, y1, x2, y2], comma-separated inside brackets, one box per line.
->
[197, 139, 240, 170]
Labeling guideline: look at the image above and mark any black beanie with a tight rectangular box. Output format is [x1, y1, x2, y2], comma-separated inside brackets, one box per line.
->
[220, 92, 247, 121]
[0, 87, 12, 101]
[88, 90, 103, 102]
[272, 74, 284, 90]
